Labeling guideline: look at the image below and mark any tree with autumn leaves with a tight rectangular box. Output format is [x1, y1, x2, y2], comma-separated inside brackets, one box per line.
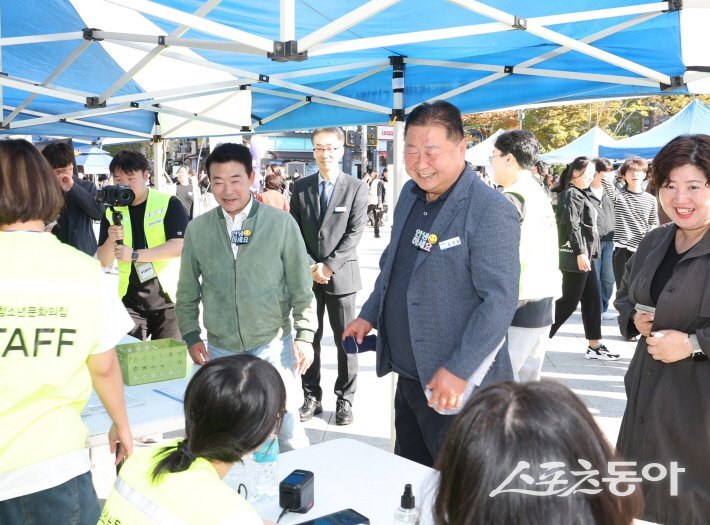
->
[462, 94, 710, 153]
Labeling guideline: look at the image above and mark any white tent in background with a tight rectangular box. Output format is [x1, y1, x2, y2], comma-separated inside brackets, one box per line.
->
[75, 145, 112, 175]
[465, 129, 504, 167]
[540, 127, 616, 165]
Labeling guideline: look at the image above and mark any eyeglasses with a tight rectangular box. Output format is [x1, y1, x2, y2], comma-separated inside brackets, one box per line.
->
[313, 146, 342, 155]
[54, 167, 73, 177]
[488, 154, 505, 163]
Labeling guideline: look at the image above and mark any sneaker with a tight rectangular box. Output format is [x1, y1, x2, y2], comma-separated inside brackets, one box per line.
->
[585, 344, 620, 361]
[601, 311, 618, 320]
[335, 399, 353, 426]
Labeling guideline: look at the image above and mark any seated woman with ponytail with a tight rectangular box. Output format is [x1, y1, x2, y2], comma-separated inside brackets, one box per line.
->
[100, 354, 285, 524]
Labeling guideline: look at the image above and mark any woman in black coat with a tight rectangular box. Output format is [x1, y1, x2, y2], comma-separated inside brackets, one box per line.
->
[615, 134, 710, 525]
[549, 157, 617, 360]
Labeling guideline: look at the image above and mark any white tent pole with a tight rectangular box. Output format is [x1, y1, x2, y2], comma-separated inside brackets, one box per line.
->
[270, 60, 388, 80]
[3, 104, 151, 138]
[96, 0, 225, 104]
[102, 38, 390, 114]
[311, 23, 507, 57]
[406, 58, 658, 88]
[449, 0, 671, 85]
[98, 32, 263, 54]
[0, 76, 90, 104]
[162, 90, 241, 137]
[280, 0, 296, 41]
[255, 64, 389, 128]
[104, 0, 273, 52]
[153, 139, 165, 191]
[309, 3, 667, 57]
[0, 32, 82, 46]
[410, 12, 662, 109]
[110, 79, 245, 105]
[299, 0, 400, 52]
[7, 103, 135, 128]
[147, 104, 248, 130]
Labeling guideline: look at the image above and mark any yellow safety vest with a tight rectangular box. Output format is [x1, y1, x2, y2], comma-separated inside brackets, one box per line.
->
[504, 175, 562, 301]
[106, 189, 180, 302]
[0, 233, 102, 472]
[99, 440, 262, 525]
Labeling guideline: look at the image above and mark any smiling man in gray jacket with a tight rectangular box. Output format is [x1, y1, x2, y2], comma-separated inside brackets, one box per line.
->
[345, 101, 520, 467]
[176, 143, 316, 451]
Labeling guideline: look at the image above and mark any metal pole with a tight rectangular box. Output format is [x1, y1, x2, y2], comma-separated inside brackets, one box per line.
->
[390, 55, 406, 205]
[360, 125, 368, 177]
[388, 55, 406, 451]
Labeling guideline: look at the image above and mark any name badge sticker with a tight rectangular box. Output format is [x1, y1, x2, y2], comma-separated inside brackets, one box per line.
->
[135, 262, 158, 283]
[439, 236, 462, 251]
[334, 206, 347, 213]
[231, 229, 252, 245]
[411, 229, 438, 252]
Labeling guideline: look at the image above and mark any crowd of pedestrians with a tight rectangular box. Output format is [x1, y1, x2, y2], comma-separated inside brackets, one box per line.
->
[1, 99, 709, 525]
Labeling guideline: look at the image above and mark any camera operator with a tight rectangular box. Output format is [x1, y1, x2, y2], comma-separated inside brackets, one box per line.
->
[41, 141, 105, 256]
[97, 150, 189, 341]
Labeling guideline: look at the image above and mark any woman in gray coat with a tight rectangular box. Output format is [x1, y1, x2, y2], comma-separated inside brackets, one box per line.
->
[615, 134, 710, 525]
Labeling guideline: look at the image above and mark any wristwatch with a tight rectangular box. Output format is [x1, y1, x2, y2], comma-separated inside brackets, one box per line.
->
[131, 250, 139, 263]
[691, 348, 708, 362]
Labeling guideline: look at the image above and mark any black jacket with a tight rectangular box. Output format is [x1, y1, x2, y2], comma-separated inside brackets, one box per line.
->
[587, 185, 614, 242]
[53, 176, 105, 255]
[615, 224, 710, 524]
[555, 186, 599, 258]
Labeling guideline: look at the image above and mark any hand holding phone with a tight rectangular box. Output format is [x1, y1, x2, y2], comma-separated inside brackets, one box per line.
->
[634, 303, 656, 315]
[633, 304, 655, 338]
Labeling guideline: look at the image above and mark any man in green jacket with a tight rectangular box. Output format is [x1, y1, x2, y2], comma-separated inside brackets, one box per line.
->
[176, 143, 316, 450]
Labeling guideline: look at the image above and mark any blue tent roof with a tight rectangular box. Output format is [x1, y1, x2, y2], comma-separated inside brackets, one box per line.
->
[1, 1, 709, 139]
[599, 99, 710, 159]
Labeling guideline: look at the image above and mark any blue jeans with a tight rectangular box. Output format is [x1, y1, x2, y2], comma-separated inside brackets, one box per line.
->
[594, 240, 615, 312]
[208, 335, 309, 451]
[0, 471, 100, 525]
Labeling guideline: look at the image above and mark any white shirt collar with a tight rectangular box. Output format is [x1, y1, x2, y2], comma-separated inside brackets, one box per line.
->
[221, 196, 253, 226]
[318, 172, 339, 186]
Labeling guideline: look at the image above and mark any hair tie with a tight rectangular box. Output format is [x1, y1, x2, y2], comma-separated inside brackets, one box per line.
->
[179, 440, 196, 462]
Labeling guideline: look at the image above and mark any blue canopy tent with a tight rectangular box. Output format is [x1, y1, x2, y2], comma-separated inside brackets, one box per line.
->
[599, 98, 710, 159]
[2, 1, 710, 196]
[2, 0, 710, 140]
[540, 127, 617, 164]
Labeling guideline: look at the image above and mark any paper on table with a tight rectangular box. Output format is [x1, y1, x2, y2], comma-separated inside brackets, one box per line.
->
[81, 392, 143, 417]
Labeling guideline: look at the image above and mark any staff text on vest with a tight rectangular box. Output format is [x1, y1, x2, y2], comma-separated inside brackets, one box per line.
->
[0, 328, 77, 357]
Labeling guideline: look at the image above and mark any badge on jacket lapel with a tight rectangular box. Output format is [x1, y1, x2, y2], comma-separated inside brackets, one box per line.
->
[231, 229, 252, 245]
[412, 229, 438, 252]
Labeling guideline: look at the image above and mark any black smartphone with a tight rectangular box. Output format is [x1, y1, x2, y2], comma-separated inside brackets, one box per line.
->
[115, 442, 126, 474]
[294, 508, 370, 525]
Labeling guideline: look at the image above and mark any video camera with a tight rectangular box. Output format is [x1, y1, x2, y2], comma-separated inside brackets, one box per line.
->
[96, 185, 135, 246]
[96, 184, 135, 207]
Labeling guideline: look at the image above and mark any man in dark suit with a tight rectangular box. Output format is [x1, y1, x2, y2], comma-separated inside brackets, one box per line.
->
[41, 141, 105, 256]
[290, 127, 369, 426]
[344, 101, 521, 466]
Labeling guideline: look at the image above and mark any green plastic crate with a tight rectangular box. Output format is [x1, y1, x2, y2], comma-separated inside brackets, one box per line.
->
[116, 338, 189, 386]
